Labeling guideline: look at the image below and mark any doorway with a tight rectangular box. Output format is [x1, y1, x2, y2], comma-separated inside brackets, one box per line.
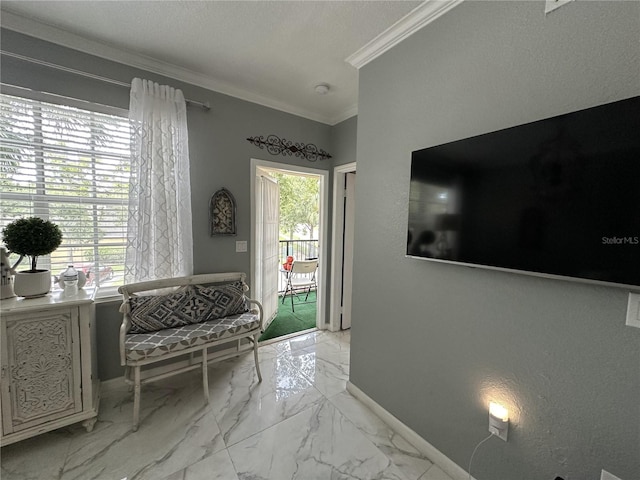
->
[250, 159, 329, 338]
[329, 162, 356, 331]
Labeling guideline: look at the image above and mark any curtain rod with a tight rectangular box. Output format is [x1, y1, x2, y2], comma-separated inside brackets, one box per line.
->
[1, 50, 211, 111]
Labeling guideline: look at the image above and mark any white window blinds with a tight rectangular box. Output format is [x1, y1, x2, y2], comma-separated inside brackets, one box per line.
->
[0, 92, 131, 291]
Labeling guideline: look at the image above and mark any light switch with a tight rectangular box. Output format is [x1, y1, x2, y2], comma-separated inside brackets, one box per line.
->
[625, 292, 640, 328]
[235, 241, 247, 253]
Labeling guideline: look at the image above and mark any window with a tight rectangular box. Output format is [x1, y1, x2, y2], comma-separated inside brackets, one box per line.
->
[0, 91, 131, 294]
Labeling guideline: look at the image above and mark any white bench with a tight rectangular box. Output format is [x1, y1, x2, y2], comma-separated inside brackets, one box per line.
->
[118, 272, 263, 430]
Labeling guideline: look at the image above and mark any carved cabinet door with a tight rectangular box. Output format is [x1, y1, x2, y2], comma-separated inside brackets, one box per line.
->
[1, 307, 82, 434]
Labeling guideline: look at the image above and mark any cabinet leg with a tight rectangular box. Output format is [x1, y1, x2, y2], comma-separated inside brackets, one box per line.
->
[82, 417, 98, 433]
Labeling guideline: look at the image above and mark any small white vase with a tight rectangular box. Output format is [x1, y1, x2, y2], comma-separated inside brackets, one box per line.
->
[14, 270, 52, 298]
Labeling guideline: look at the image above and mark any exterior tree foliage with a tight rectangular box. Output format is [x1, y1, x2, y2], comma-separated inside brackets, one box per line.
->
[1, 95, 130, 279]
[272, 172, 319, 239]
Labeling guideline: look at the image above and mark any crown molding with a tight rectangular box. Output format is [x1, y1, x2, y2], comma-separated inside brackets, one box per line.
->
[329, 103, 358, 126]
[346, 0, 464, 69]
[0, 10, 335, 125]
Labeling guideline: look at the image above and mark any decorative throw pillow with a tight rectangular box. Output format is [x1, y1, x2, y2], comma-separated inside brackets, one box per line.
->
[193, 281, 248, 319]
[128, 281, 248, 334]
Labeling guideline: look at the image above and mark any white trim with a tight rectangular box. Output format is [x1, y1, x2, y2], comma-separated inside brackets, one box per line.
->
[329, 162, 357, 332]
[545, 0, 575, 15]
[346, 381, 477, 480]
[93, 293, 121, 304]
[1, 11, 337, 125]
[329, 104, 358, 126]
[258, 327, 317, 346]
[1, 83, 128, 118]
[345, 0, 464, 69]
[250, 159, 330, 331]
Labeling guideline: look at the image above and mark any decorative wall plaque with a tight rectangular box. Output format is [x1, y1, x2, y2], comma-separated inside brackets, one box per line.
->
[210, 188, 237, 236]
[247, 134, 332, 162]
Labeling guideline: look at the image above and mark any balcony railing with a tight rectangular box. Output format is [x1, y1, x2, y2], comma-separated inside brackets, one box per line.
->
[279, 239, 318, 262]
[278, 239, 319, 293]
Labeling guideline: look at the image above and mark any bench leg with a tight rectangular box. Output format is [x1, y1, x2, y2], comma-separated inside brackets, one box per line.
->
[133, 365, 141, 431]
[253, 333, 262, 382]
[124, 366, 134, 392]
[202, 347, 210, 403]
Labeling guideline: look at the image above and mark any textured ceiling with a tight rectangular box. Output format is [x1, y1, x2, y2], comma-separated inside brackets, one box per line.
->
[0, 1, 422, 124]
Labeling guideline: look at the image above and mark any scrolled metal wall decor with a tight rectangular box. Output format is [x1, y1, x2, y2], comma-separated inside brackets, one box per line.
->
[246, 135, 332, 162]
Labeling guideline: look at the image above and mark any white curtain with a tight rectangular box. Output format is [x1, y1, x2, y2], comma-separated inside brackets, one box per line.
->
[125, 78, 193, 283]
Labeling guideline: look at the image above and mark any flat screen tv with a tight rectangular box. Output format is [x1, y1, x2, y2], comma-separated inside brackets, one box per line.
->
[407, 96, 640, 288]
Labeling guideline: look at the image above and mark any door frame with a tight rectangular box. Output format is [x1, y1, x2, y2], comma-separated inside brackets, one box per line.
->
[329, 162, 356, 332]
[250, 158, 329, 330]
[255, 173, 280, 330]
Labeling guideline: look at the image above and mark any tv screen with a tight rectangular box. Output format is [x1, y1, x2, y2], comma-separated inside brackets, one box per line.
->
[407, 96, 640, 288]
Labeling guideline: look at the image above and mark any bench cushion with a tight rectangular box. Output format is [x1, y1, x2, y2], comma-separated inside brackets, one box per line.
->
[124, 311, 261, 361]
[128, 281, 248, 334]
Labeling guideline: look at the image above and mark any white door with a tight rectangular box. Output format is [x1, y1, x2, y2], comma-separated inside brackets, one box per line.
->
[259, 175, 280, 330]
[253, 159, 329, 333]
[341, 172, 356, 329]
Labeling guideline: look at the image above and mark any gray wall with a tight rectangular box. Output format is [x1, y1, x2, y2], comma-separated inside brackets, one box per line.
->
[324, 116, 358, 319]
[350, 2, 639, 480]
[1, 29, 351, 380]
[330, 116, 357, 168]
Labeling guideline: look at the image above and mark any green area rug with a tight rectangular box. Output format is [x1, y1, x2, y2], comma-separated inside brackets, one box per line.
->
[259, 291, 316, 342]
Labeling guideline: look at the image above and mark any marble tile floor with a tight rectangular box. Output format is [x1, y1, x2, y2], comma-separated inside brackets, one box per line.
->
[1, 330, 455, 480]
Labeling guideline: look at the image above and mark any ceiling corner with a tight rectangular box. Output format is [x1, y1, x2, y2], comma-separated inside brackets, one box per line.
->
[345, 0, 464, 69]
[329, 104, 358, 126]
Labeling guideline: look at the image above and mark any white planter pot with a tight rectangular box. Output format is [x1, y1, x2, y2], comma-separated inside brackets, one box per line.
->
[14, 270, 52, 298]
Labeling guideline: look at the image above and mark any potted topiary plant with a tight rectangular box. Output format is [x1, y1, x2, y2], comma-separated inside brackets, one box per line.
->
[2, 217, 63, 298]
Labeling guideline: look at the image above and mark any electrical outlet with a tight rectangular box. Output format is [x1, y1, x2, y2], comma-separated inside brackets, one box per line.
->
[488, 402, 508, 441]
[626, 292, 640, 328]
[601, 470, 623, 480]
[488, 421, 508, 441]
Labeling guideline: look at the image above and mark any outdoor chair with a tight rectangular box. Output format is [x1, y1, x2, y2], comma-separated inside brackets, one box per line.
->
[281, 259, 318, 312]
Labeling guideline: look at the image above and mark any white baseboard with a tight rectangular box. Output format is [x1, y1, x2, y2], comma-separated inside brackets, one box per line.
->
[346, 381, 475, 480]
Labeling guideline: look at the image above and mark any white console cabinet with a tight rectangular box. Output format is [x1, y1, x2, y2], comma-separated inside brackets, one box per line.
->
[0, 289, 100, 446]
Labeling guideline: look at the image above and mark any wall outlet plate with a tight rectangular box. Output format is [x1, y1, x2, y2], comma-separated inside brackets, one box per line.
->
[488, 414, 508, 441]
[626, 292, 640, 328]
